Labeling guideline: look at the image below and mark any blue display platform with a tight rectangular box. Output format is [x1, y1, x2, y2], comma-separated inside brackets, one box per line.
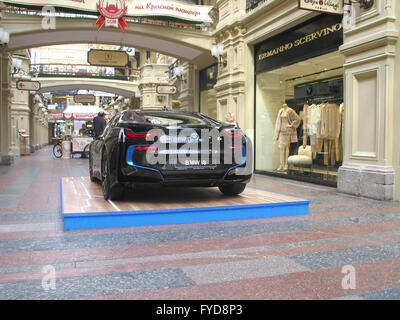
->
[61, 177, 310, 230]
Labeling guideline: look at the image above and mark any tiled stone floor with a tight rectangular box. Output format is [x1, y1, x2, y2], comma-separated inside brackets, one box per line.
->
[0, 146, 399, 300]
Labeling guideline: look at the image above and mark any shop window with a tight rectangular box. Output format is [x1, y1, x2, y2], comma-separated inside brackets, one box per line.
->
[199, 64, 218, 118]
[254, 14, 344, 185]
[255, 52, 344, 184]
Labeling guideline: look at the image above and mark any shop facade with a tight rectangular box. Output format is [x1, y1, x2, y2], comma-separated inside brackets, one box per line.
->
[254, 14, 344, 186]
[213, 0, 400, 201]
[199, 63, 218, 119]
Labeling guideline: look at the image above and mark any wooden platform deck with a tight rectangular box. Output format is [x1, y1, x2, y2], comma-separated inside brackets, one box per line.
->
[61, 177, 310, 230]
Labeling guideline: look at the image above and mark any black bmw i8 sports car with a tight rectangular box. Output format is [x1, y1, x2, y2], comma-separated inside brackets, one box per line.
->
[89, 110, 253, 200]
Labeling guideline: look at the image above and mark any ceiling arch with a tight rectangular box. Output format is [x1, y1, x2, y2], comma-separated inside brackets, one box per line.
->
[9, 29, 206, 61]
[3, 11, 215, 68]
[37, 84, 137, 97]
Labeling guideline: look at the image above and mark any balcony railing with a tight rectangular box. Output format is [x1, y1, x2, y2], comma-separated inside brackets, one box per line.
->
[246, 0, 267, 12]
[30, 64, 140, 81]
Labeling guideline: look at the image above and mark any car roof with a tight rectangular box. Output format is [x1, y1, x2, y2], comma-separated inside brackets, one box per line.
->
[119, 109, 226, 126]
[122, 109, 197, 115]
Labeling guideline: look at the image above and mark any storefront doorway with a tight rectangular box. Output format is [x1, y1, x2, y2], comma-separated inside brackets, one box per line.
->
[254, 14, 344, 186]
[199, 63, 218, 119]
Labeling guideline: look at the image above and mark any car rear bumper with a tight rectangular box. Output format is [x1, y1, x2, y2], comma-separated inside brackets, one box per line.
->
[120, 144, 252, 187]
[120, 175, 252, 188]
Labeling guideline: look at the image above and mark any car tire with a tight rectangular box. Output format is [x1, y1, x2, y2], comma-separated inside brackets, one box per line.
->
[82, 144, 90, 158]
[89, 146, 98, 182]
[101, 150, 124, 201]
[218, 183, 246, 196]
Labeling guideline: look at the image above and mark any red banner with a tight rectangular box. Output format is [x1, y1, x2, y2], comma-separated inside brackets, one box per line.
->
[95, 0, 128, 32]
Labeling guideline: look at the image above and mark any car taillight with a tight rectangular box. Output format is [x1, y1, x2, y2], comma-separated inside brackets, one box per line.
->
[125, 128, 145, 138]
[124, 128, 159, 139]
[135, 145, 156, 151]
[222, 129, 242, 139]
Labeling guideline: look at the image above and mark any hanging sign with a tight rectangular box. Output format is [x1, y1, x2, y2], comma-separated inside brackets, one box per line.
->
[74, 94, 96, 104]
[48, 113, 65, 121]
[88, 49, 128, 67]
[16, 80, 41, 91]
[298, 0, 344, 15]
[156, 85, 177, 94]
[4, 0, 214, 24]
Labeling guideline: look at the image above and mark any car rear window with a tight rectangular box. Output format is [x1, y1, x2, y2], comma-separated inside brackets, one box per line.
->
[121, 111, 214, 127]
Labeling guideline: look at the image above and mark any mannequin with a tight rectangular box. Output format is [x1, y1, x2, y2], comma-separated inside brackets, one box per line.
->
[225, 112, 235, 123]
[278, 143, 290, 171]
[225, 112, 239, 128]
[273, 103, 300, 171]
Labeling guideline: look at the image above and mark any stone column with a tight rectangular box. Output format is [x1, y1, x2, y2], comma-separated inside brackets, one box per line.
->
[213, 26, 247, 128]
[39, 112, 48, 147]
[0, 51, 14, 165]
[39, 116, 47, 147]
[29, 100, 42, 152]
[10, 76, 31, 156]
[29, 95, 36, 153]
[338, 1, 399, 200]
[139, 64, 170, 109]
[33, 114, 40, 151]
[38, 115, 44, 147]
[178, 62, 196, 112]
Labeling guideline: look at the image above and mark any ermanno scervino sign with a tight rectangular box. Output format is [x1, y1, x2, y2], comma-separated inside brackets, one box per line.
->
[298, 0, 344, 15]
[255, 15, 343, 73]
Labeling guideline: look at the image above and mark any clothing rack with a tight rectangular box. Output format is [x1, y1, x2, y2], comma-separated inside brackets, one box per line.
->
[305, 96, 343, 105]
[301, 99, 344, 172]
[286, 96, 343, 108]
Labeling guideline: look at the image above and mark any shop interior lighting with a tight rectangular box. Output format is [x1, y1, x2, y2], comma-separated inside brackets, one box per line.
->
[285, 66, 344, 83]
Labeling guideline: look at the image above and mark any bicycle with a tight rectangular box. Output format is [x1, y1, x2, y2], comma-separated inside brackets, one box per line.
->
[53, 142, 63, 158]
[52, 135, 91, 159]
[52, 137, 63, 158]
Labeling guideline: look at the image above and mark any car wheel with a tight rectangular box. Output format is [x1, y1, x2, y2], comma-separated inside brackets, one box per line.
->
[101, 150, 124, 201]
[218, 183, 246, 196]
[89, 146, 98, 182]
[82, 144, 90, 158]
